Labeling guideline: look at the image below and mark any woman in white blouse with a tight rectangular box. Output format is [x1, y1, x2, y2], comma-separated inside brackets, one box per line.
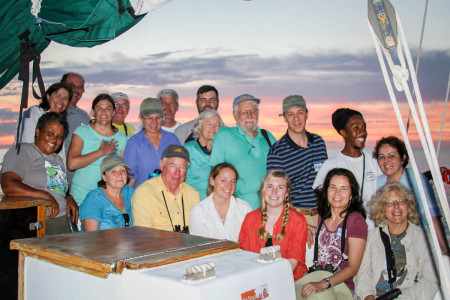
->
[189, 163, 252, 242]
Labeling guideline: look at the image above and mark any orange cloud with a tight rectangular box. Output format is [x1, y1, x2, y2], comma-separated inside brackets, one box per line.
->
[1, 95, 449, 151]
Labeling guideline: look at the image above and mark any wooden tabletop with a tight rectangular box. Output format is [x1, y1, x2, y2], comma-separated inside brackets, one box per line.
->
[0, 196, 52, 210]
[10, 226, 240, 277]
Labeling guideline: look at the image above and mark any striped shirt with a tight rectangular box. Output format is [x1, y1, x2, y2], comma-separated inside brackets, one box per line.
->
[267, 131, 328, 209]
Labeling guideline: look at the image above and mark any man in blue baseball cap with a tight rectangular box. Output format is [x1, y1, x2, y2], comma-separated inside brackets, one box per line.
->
[209, 94, 276, 209]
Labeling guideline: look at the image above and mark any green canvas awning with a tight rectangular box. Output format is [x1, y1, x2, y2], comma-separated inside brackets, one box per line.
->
[0, 0, 171, 90]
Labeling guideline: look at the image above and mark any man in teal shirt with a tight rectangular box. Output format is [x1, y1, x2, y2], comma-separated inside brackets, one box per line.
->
[209, 94, 276, 209]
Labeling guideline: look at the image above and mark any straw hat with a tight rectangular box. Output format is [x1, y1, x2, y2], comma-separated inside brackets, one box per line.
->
[295, 271, 353, 300]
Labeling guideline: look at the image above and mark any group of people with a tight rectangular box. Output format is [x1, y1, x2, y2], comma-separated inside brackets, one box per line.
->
[1, 72, 448, 299]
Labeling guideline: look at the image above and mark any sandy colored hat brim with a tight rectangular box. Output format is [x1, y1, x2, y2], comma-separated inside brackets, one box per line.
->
[101, 155, 131, 174]
[294, 271, 353, 300]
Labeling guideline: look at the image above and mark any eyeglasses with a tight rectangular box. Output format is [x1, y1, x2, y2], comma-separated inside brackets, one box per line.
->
[122, 213, 130, 227]
[383, 199, 408, 207]
[238, 109, 258, 118]
[143, 116, 163, 122]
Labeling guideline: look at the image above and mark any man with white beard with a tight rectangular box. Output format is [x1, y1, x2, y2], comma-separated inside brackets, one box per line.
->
[209, 94, 276, 209]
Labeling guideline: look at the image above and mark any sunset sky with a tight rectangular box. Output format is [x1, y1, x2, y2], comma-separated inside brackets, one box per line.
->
[0, 0, 449, 152]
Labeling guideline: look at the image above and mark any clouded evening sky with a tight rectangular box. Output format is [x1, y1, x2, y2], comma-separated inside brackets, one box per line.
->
[0, 0, 449, 153]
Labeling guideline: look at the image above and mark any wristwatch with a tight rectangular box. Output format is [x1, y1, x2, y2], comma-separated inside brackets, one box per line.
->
[323, 278, 332, 289]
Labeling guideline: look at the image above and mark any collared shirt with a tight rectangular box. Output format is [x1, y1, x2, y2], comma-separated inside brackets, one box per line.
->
[189, 193, 252, 242]
[209, 126, 276, 209]
[267, 131, 328, 209]
[123, 129, 180, 188]
[132, 175, 200, 231]
[174, 119, 196, 145]
[238, 208, 308, 281]
[113, 122, 136, 137]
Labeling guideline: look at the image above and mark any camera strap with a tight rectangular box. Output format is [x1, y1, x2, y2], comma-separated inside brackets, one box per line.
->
[379, 227, 397, 289]
[162, 191, 175, 231]
[313, 212, 350, 267]
[181, 195, 186, 229]
[161, 191, 187, 232]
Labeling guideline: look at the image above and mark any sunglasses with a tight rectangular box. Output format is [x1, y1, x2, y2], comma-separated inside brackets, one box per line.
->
[123, 213, 130, 227]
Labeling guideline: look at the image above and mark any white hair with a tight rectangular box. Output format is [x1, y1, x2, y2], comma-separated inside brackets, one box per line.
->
[192, 110, 224, 139]
[233, 101, 259, 119]
[157, 89, 179, 105]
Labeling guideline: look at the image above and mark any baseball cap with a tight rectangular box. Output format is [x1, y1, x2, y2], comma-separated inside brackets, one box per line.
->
[281, 95, 307, 115]
[140, 97, 164, 116]
[161, 144, 190, 162]
[111, 92, 130, 103]
[101, 155, 130, 173]
[233, 94, 260, 107]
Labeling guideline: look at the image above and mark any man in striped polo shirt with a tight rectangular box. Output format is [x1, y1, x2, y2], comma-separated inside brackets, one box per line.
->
[267, 95, 328, 246]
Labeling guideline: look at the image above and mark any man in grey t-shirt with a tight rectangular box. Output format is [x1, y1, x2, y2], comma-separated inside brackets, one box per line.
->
[60, 72, 91, 182]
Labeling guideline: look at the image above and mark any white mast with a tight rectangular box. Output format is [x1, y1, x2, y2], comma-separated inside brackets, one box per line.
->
[368, 0, 450, 298]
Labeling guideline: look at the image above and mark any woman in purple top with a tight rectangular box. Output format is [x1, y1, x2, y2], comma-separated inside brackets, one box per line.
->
[123, 97, 180, 187]
[301, 168, 368, 297]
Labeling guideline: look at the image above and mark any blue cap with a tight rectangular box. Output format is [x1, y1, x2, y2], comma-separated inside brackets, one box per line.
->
[233, 94, 260, 107]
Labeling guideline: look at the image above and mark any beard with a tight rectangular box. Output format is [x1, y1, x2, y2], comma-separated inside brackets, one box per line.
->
[238, 118, 258, 133]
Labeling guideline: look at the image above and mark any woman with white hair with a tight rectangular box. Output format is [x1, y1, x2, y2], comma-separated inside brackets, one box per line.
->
[184, 110, 224, 199]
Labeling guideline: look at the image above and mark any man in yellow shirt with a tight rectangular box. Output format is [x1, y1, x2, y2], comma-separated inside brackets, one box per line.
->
[112, 92, 135, 138]
[132, 145, 200, 232]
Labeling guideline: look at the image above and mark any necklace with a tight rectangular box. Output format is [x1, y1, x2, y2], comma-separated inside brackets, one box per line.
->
[389, 223, 408, 242]
[146, 132, 160, 149]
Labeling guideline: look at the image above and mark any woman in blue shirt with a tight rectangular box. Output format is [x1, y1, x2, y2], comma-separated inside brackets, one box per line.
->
[80, 155, 134, 231]
[373, 136, 449, 255]
[184, 110, 224, 199]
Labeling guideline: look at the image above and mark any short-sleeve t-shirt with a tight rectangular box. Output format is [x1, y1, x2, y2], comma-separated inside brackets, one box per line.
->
[79, 186, 134, 230]
[71, 125, 128, 204]
[316, 212, 368, 290]
[2, 143, 68, 217]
